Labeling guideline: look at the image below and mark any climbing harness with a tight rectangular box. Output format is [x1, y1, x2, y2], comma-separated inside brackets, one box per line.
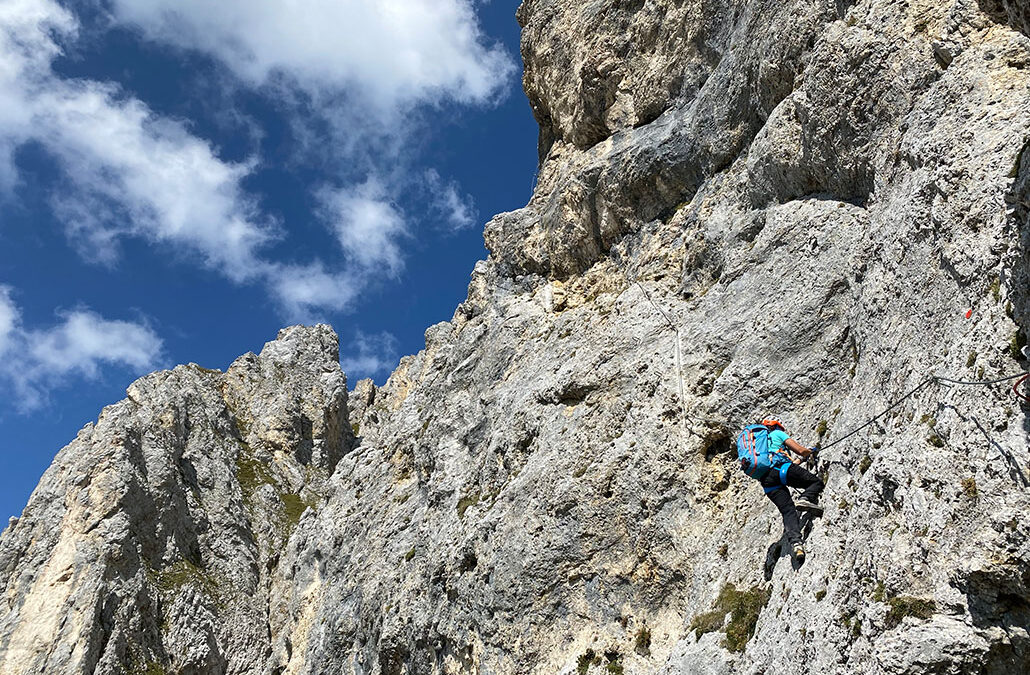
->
[819, 371, 1028, 450]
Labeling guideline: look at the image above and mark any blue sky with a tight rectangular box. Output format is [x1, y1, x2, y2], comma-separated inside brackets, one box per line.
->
[0, 0, 537, 521]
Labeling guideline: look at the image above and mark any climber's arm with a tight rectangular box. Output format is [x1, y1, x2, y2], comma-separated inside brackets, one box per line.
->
[785, 437, 813, 458]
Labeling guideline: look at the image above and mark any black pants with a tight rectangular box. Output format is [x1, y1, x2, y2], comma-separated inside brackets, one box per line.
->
[761, 464, 824, 546]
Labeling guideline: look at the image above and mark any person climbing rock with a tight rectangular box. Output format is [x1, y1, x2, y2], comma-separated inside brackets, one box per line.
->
[736, 418, 824, 560]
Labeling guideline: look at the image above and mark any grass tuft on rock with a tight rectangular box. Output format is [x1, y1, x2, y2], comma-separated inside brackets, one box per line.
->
[634, 625, 652, 655]
[688, 583, 771, 652]
[149, 559, 220, 601]
[457, 491, 480, 518]
[604, 651, 623, 674]
[281, 492, 310, 531]
[859, 455, 872, 474]
[885, 596, 935, 629]
[1011, 330, 1027, 360]
[576, 649, 601, 674]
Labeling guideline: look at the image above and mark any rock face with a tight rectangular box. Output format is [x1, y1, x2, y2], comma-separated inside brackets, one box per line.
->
[3, 1, 1030, 674]
[0, 326, 350, 674]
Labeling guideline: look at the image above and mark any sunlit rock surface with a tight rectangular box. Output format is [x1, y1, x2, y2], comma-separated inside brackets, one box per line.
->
[3, 1, 1030, 673]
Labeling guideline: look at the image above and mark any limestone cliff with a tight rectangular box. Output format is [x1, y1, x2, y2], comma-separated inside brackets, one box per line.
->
[3, 1, 1030, 674]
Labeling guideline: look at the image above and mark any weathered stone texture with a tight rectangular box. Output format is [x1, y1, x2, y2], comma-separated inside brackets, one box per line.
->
[3, 1, 1030, 674]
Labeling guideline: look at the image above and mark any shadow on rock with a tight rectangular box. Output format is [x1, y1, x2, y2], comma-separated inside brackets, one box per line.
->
[978, 0, 1030, 37]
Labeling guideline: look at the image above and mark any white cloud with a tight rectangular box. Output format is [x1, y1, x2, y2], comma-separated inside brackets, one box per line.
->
[265, 262, 361, 321]
[340, 330, 399, 380]
[0, 0, 506, 317]
[0, 0, 274, 280]
[0, 287, 18, 355]
[319, 179, 408, 275]
[106, 0, 514, 111]
[0, 286, 163, 410]
[425, 169, 477, 231]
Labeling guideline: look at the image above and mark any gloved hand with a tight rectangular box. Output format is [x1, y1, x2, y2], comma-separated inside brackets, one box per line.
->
[809, 446, 821, 459]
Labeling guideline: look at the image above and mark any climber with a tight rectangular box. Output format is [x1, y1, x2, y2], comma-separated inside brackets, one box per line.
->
[736, 419, 824, 560]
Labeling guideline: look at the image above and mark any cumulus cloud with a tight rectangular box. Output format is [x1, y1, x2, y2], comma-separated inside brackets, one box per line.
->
[0, 0, 508, 317]
[265, 262, 361, 322]
[319, 179, 408, 276]
[424, 169, 477, 231]
[1, 0, 274, 278]
[0, 287, 18, 355]
[106, 0, 514, 110]
[0, 286, 163, 410]
[340, 330, 399, 380]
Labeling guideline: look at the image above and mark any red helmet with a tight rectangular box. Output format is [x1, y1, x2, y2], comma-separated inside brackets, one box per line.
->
[761, 418, 785, 431]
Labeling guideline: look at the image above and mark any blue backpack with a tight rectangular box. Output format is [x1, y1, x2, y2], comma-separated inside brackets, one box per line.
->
[736, 424, 790, 483]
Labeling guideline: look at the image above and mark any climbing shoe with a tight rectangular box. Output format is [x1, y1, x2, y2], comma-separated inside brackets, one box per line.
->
[795, 498, 824, 514]
[792, 543, 806, 560]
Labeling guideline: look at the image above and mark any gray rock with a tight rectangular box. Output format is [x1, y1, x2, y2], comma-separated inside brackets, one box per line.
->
[0, 325, 350, 674]
[3, 1, 1030, 673]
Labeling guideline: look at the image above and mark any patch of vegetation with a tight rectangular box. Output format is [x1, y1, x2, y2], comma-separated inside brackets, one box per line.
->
[127, 650, 169, 675]
[885, 596, 936, 629]
[967, 351, 977, 368]
[236, 447, 319, 541]
[150, 559, 219, 600]
[1011, 329, 1027, 360]
[281, 492, 313, 532]
[872, 581, 887, 603]
[634, 626, 652, 655]
[815, 589, 827, 601]
[689, 605, 727, 639]
[919, 414, 937, 427]
[961, 477, 978, 499]
[235, 451, 276, 502]
[404, 548, 415, 562]
[688, 583, 771, 652]
[603, 650, 623, 675]
[457, 491, 480, 518]
[815, 420, 828, 438]
[840, 612, 862, 638]
[990, 276, 1001, 302]
[351, 422, 360, 436]
[577, 649, 602, 675]
[718, 543, 729, 558]
[859, 455, 872, 474]
[927, 432, 945, 448]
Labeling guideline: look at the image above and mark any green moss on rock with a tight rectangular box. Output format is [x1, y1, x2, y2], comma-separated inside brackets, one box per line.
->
[688, 583, 771, 652]
[634, 625, 651, 655]
[457, 491, 480, 518]
[235, 451, 276, 502]
[885, 596, 935, 628]
[577, 649, 602, 674]
[281, 492, 310, 531]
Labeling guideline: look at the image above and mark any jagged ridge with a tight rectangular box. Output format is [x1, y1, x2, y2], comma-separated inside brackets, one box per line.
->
[3, 1, 1030, 674]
